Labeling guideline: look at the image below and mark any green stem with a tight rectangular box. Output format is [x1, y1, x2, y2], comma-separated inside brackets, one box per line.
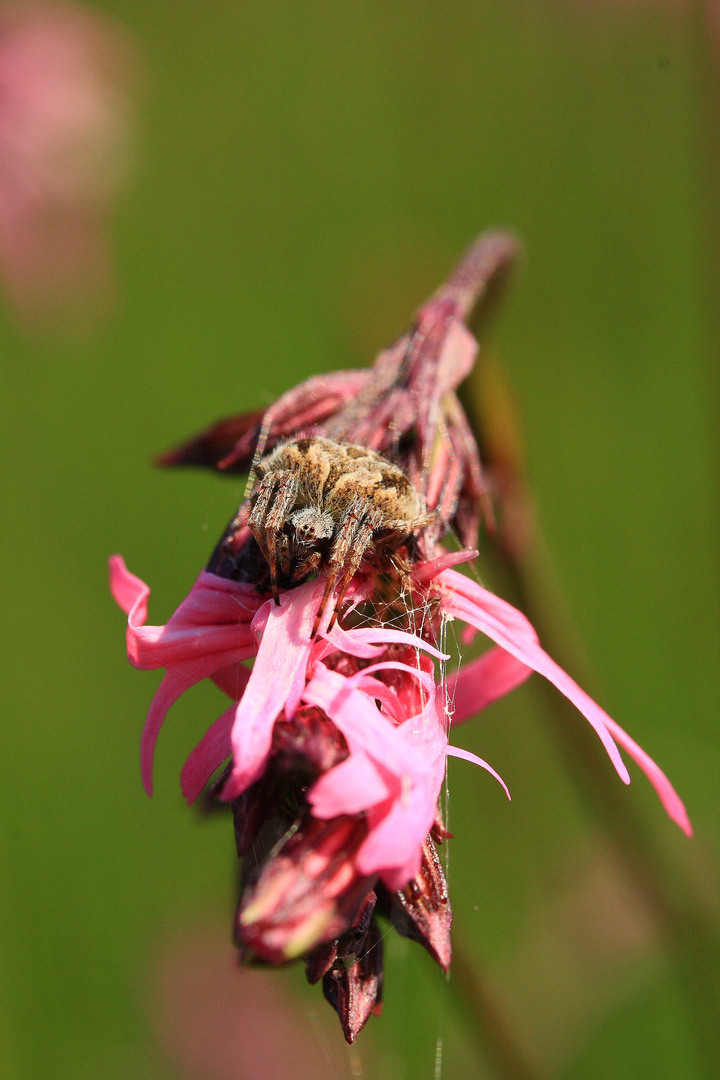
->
[449, 941, 549, 1080]
[470, 434, 720, 1078]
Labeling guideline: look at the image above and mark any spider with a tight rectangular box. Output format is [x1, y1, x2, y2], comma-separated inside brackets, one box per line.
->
[246, 436, 434, 631]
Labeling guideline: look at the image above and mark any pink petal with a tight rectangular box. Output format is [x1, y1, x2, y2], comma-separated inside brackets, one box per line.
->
[109, 554, 149, 619]
[309, 751, 394, 817]
[111, 562, 259, 671]
[318, 622, 387, 660]
[211, 661, 251, 701]
[127, 620, 256, 670]
[302, 665, 428, 777]
[140, 652, 241, 796]
[446, 745, 511, 799]
[180, 706, 235, 805]
[356, 785, 435, 889]
[602, 716, 692, 836]
[411, 547, 479, 586]
[442, 647, 532, 724]
[323, 624, 449, 661]
[222, 579, 326, 799]
[440, 568, 541, 645]
[399, 692, 448, 775]
[169, 571, 264, 626]
[439, 569, 631, 786]
[109, 559, 264, 653]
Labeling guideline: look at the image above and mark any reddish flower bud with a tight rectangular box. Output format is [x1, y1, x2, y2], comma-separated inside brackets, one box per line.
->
[322, 918, 384, 1044]
[305, 890, 377, 984]
[235, 814, 374, 964]
[377, 835, 452, 972]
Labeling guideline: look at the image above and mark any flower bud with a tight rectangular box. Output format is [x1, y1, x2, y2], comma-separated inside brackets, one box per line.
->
[377, 835, 452, 971]
[236, 814, 373, 964]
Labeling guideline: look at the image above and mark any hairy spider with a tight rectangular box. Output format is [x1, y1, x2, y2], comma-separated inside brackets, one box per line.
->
[246, 436, 434, 630]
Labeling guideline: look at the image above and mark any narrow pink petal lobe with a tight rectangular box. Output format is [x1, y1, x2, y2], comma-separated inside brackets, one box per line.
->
[223, 578, 326, 799]
[181, 706, 236, 805]
[140, 658, 240, 796]
[411, 547, 479, 585]
[323, 623, 449, 661]
[446, 745, 511, 800]
[602, 716, 692, 836]
[109, 554, 149, 618]
[439, 569, 631, 785]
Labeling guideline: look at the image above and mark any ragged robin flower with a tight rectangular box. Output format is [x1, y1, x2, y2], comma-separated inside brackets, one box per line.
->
[111, 233, 690, 1042]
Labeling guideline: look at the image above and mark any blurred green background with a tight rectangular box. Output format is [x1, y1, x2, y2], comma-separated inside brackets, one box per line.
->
[1, 1, 718, 1077]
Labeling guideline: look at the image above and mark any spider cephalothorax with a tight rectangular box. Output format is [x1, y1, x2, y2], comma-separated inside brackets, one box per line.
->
[246, 436, 433, 627]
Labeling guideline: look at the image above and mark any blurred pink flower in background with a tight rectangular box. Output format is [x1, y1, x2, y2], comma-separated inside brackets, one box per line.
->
[0, 2, 134, 331]
[152, 925, 349, 1080]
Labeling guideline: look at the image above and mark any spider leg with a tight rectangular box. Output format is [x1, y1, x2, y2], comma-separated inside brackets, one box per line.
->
[265, 472, 300, 600]
[328, 514, 382, 629]
[383, 509, 438, 534]
[290, 549, 323, 583]
[248, 472, 280, 564]
[248, 470, 298, 602]
[316, 500, 384, 634]
[313, 565, 342, 638]
[311, 499, 362, 635]
[278, 532, 293, 580]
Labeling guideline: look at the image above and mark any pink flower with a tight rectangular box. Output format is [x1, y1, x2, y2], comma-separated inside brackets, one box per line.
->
[111, 543, 691, 1041]
[109, 555, 264, 797]
[111, 233, 691, 1041]
[110, 544, 690, 895]
[0, 2, 134, 329]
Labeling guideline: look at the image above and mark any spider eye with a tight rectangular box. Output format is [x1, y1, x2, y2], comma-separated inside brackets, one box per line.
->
[289, 508, 335, 544]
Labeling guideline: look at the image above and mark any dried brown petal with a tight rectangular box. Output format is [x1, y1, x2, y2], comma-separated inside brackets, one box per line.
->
[231, 773, 285, 857]
[322, 919, 384, 1044]
[155, 408, 266, 469]
[305, 889, 377, 985]
[270, 707, 349, 779]
[377, 835, 452, 971]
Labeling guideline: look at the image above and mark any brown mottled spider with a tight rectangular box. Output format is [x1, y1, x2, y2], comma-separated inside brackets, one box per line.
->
[246, 436, 434, 631]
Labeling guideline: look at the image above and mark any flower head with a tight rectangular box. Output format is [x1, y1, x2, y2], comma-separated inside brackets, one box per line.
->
[110, 534, 690, 1035]
[111, 233, 690, 1041]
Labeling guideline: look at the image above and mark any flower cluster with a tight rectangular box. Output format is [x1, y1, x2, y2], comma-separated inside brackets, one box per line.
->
[111, 234, 690, 1041]
[110, 543, 689, 1039]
